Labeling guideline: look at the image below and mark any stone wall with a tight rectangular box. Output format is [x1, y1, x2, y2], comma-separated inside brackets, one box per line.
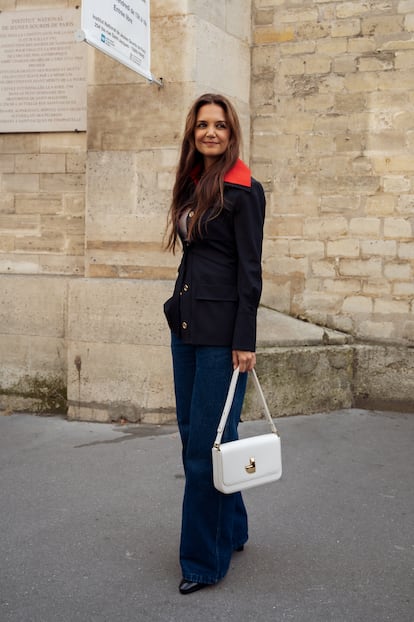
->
[0, 0, 85, 412]
[1, 0, 414, 420]
[0, 0, 252, 419]
[251, 0, 414, 344]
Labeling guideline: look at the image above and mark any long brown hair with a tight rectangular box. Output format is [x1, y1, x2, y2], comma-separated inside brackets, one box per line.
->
[164, 93, 242, 252]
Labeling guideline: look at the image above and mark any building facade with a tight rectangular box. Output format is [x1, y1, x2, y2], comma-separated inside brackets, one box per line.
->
[0, 0, 413, 420]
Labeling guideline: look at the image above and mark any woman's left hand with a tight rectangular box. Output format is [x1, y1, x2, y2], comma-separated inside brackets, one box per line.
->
[232, 350, 256, 373]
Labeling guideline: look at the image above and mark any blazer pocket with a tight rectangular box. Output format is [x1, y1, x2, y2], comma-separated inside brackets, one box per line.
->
[195, 283, 238, 302]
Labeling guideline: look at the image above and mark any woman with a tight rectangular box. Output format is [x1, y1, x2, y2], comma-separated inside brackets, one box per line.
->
[164, 93, 265, 594]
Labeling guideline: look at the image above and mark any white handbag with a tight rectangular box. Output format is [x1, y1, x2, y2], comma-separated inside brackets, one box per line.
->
[212, 367, 282, 494]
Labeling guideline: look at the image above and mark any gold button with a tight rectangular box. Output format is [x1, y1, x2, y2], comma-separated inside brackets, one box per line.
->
[183, 284, 189, 292]
[188, 211, 194, 218]
[182, 321, 188, 329]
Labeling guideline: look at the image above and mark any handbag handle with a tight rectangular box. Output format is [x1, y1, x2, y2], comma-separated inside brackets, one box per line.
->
[213, 368, 279, 448]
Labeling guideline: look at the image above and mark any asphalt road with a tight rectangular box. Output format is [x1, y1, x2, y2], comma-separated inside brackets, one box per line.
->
[0, 410, 413, 622]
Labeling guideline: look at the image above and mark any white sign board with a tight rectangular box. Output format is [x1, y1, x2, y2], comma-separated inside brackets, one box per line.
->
[0, 8, 87, 133]
[80, 0, 153, 82]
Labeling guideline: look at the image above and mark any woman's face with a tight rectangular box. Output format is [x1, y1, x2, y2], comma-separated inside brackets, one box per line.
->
[194, 103, 230, 169]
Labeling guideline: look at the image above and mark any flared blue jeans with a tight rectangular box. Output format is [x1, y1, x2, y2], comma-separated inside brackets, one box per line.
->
[171, 333, 249, 584]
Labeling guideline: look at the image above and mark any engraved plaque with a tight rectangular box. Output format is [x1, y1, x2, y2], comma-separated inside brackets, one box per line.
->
[0, 8, 87, 133]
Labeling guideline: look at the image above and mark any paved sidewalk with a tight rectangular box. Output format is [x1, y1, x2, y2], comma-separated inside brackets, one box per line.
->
[0, 410, 413, 622]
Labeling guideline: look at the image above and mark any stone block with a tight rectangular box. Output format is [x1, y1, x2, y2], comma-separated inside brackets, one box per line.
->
[15, 194, 62, 215]
[0, 135, 39, 154]
[400, 0, 414, 12]
[265, 216, 304, 237]
[254, 8, 274, 27]
[296, 21, 330, 40]
[310, 260, 336, 277]
[225, 0, 252, 41]
[339, 258, 383, 277]
[88, 83, 194, 151]
[382, 176, 411, 193]
[317, 38, 348, 55]
[331, 19, 361, 37]
[15, 154, 66, 174]
[254, 27, 294, 44]
[333, 55, 358, 73]
[37, 254, 84, 276]
[361, 15, 404, 35]
[63, 195, 85, 217]
[374, 299, 410, 314]
[362, 279, 392, 296]
[303, 290, 342, 312]
[398, 242, 414, 259]
[0, 236, 14, 252]
[384, 261, 412, 280]
[356, 321, 395, 340]
[280, 40, 316, 56]
[67, 278, 172, 347]
[327, 239, 360, 257]
[289, 240, 325, 258]
[2, 174, 39, 193]
[365, 133, 406, 152]
[394, 282, 414, 296]
[304, 217, 348, 239]
[14, 235, 65, 254]
[0, 214, 39, 232]
[0, 334, 66, 389]
[303, 94, 335, 113]
[336, 2, 371, 19]
[146, 15, 195, 85]
[0, 275, 66, 337]
[195, 21, 250, 102]
[402, 321, 414, 342]
[0, 155, 15, 173]
[395, 50, 414, 69]
[39, 174, 85, 193]
[345, 72, 386, 92]
[39, 133, 86, 154]
[358, 53, 395, 72]
[349, 217, 381, 236]
[66, 340, 175, 423]
[261, 279, 292, 315]
[322, 278, 361, 295]
[353, 345, 414, 410]
[263, 255, 307, 276]
[342, 295, 373, 313]
[304, 54, 332, 74]
[86, 151, 138, 216]
[361, 240, 397, 258]
[251, 345, 354, 416]
[365, 194, 396, 215]
[0, 256, 40, 275]
[406, 13, 414, 30]
[0, 194, 15, 214]
[66, 153, 86, 174]
[384, 217, 412, 238]
[348, 38, 376, 53]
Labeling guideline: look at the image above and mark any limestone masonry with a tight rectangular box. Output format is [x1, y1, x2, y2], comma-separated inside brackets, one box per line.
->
[0, 0, 413, 420]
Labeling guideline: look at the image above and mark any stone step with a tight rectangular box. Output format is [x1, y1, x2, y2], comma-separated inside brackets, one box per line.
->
[242, 307, 414, 419]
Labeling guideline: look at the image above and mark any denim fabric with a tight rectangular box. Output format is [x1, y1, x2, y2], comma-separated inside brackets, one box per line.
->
[171, 333, 248, 584]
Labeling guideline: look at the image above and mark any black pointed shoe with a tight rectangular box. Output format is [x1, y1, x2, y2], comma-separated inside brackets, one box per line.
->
[179, 579, 208, 595]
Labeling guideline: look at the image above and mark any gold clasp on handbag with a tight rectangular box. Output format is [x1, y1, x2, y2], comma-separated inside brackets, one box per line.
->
[245, 457, 256, 474]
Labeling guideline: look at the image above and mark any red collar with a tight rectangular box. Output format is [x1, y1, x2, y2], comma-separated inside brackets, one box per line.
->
[190, 159, 251, 188]
[224, 159, 251, 187]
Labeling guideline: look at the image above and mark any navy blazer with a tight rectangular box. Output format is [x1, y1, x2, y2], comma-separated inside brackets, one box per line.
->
[164, 159, 265, 352]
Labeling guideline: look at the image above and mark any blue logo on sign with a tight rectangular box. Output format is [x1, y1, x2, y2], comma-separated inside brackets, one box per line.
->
[101, 33, 106, 43]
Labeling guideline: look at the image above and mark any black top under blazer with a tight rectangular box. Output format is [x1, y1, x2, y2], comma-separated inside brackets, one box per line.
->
[164, 159, 265, 352]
